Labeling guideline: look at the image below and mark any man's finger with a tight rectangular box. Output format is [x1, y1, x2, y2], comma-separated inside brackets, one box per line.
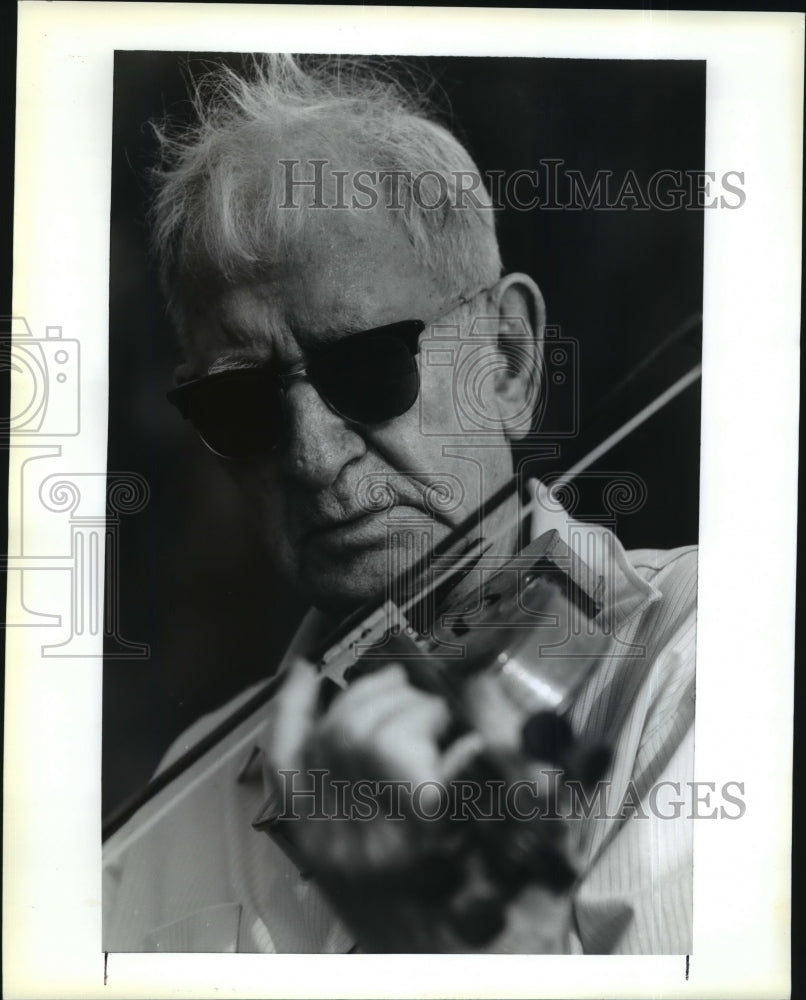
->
[371, 694, 452, 786]
[323, 666, 437, 743]
[268, 657, 321, 766]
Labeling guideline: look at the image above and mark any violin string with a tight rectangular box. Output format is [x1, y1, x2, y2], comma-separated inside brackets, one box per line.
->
[586, 313, 701, 421]
[552, 363, 702, 490]
[399, 363, 702, 617]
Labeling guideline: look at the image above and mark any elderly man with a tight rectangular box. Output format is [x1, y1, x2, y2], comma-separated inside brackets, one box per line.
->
[103, 56, 698, 955]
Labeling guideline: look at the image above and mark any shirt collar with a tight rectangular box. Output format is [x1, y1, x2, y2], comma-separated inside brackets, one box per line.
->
[526, 477, 661, 626]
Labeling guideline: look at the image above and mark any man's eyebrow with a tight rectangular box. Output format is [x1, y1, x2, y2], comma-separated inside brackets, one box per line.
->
[295, 317, 368, 342]
[206, 317, 420, 373]
[306, 316, 421, 341]
[207, 353, 268, 375]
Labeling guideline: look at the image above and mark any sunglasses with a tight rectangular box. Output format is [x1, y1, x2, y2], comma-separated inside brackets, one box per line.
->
[167, 319, 426, 459]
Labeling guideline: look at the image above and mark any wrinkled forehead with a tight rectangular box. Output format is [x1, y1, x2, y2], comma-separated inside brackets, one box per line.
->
[180, 203, 448, 367]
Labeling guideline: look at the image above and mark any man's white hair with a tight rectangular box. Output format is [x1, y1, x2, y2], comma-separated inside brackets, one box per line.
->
[150, 55, 503, 341]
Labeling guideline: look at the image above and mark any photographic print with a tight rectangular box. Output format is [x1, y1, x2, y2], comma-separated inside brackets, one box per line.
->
[5, 5, 800, 998]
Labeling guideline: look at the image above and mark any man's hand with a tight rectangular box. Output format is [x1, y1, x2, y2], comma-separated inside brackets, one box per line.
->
[262, 657, 577, 952]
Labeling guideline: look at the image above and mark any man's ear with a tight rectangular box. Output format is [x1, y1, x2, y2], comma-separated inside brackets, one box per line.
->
[489, 273, 546, 441]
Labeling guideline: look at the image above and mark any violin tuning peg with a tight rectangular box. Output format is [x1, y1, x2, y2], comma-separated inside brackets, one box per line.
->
[316, 677, 342, 712]
[521, 710, 574, 763]
[442, 851, 508, 945]
[448, 888, 506, 946]
[409, 850, 465, 900]
[572, 743, 612, 788]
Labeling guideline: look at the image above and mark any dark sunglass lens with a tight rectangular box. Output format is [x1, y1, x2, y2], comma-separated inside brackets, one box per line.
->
[312, 334, 419, 423]
[186, 372, 282, 458]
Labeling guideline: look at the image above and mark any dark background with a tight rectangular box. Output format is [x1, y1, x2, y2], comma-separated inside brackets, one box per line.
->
[104, 52, 705, 817]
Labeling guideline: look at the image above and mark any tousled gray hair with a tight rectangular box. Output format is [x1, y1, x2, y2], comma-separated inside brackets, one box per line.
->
[150, 55, 503, 341]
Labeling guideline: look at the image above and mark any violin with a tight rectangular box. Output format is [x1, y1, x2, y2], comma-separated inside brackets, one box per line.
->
[102, 319, 701, 950]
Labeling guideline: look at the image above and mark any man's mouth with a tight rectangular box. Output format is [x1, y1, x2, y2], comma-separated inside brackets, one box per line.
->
[303, 509, 389, 549]
[303, 504, 438, 552]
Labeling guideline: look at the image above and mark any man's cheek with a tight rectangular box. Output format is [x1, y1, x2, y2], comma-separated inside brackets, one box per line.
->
[232, 466, 284, 517]
[255, 516, 306, 590]
[227, 470, 292, 555]
[418, 358, 463, 434]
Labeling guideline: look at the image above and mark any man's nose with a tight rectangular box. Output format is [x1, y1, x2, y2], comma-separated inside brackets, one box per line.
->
[281, 381, 366, 487]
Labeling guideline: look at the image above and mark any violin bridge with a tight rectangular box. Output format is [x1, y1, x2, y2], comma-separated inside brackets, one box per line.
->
[318, 600, 421, 689]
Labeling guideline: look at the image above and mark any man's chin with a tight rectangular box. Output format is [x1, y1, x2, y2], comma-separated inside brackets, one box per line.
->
[303, 570, 387, 617]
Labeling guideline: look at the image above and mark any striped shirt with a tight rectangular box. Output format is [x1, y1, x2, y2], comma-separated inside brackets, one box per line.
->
[103, 480, 697, 953]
